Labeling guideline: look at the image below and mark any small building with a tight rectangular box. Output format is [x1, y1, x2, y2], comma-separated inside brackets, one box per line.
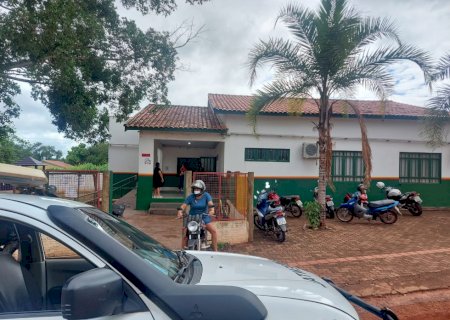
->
[42, 160, 72, 169]
[109, 94, 450, 210]
[15, 157, 46, 170]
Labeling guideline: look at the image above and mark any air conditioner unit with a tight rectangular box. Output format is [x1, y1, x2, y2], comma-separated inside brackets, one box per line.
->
[302, 143, 319, 159]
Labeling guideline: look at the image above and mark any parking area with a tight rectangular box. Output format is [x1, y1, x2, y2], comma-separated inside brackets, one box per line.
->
[123, 208, 450, 319]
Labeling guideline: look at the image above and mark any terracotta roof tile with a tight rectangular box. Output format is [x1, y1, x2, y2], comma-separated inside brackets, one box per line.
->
[208, 93, 428, 118]
[125, 104, 227, 132]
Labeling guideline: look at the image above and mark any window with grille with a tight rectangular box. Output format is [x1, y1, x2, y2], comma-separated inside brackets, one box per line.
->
[399, 152, 441, 183]
[244, 148, 290, 162]
[332, 151, 364, 182]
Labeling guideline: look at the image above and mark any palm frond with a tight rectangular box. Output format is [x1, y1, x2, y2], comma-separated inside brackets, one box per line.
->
[248, 38, 315, 86]
[276, 3, 317, 59]
[343, 100, 373, 185]
[347, 17, 401, 57]
[422, 104, 450, 148]
[331, 67, 394, 99]
[357, 44, 433, 80]
[429, 53, 450, 82]
[247, 79, 314, 132]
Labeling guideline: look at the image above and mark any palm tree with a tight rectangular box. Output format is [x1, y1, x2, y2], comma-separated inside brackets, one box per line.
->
[248, 0, 432, 227]
[424, 53, 450, 147]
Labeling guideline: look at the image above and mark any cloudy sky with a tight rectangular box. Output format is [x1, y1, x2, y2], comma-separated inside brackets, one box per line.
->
[12, 0, 450, 155]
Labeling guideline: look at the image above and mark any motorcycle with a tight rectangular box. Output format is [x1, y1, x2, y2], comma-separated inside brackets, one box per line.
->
[185, 213, 210, 250]
[280, 195, 303, 217]
[253, 190, 287, 242]
[376, 181, 423, 216]
[336, 193, 399, 224]
[313, 187, 335, 218]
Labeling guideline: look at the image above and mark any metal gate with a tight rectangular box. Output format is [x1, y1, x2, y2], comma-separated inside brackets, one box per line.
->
[47, 170, 103, 208]
[192, 172, 248, 220]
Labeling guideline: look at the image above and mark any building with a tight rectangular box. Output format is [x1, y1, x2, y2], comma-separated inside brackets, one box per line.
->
[109, 94, 450, 210]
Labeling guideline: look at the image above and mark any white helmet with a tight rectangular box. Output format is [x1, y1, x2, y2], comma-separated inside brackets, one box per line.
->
[191, 180, 206, 194]
[376, 181, 385, 189]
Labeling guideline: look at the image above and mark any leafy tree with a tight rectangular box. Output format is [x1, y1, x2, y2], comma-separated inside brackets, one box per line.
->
[29, 142, 63, 161]
[0, 0, 207, 142]
[0, 133, 63, 163]
[423, 53, 450, 146]
[248, 0, 431, 227]
[66, 143, 108, 165]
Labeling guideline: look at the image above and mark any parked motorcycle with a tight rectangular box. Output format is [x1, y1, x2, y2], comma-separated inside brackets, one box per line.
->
[185, 213, 210, 250]
[313, 187, 335, 218]
[376, 181, 423, 216]
[253, 190, 287, 242]
[280, 195, 303, 217]
[336, 193, 399, 224]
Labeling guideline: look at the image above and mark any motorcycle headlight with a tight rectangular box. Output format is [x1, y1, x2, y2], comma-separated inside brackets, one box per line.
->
[187, 221, 199, 232]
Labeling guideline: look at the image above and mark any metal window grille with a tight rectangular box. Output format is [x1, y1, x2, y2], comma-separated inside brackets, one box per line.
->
[245, 148, 290, 162]
[332, 151, 364, 182]
[192, 172, 248, 220]
[399, 152, 441, 184]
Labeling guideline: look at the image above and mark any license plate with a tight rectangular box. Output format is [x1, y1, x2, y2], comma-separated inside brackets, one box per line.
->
[326, 201, 334, 207]
[296, 200, 303, 207]
[276, 217, 287, 225]
[414, 196, 423, 204]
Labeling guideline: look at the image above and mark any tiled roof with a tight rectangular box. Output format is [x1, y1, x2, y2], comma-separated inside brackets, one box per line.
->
[125, 104, 227, 132]
[42, 160, 72, 169]
[208, 94, 428, 118]
[15, 156, 44, 166]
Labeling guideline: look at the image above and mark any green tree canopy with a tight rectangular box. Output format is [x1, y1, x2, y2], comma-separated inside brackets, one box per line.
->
[0, 0, 207, 142]
[248, 0, 431, 226]
[0, 134, 63, 163]
[65, 143, 108, 165]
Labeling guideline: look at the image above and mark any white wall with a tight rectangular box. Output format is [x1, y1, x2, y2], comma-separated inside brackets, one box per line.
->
[108, 117, 139, 172]
[220, 114, 450, 178]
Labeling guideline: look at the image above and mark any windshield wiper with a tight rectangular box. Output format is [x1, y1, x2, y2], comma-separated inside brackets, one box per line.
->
[174, 251, 195, 283]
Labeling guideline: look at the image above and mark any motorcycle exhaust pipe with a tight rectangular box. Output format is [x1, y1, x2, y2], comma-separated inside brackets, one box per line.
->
[394, 206, 402, 216]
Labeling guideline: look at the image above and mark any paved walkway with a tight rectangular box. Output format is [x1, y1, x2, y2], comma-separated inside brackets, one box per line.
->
[120, 190, 450, 317]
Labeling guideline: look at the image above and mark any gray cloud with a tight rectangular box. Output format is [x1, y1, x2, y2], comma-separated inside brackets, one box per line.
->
[10, 0, 450, 153]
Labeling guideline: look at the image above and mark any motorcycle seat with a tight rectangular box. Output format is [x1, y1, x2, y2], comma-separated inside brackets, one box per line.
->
[282, 195, 299, 199]
[368, 199, 396, 208]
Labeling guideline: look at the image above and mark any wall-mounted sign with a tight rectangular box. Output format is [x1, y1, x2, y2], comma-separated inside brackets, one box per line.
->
[141, 153, 151, 157]
[144, 158, 152, 165]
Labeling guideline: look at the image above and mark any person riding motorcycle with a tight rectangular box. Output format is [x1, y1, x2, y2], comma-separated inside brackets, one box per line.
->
[256, 189, 282, 227]
[177, 180, 218, 251]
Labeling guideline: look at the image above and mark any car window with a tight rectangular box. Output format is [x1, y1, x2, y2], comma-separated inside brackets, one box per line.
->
[0, 219, 95, 314]
[40, 233, 80, 259]
[79, 207, 181, 279]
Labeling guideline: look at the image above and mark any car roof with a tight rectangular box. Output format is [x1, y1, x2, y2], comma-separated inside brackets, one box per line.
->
[0, 193, 90, 210]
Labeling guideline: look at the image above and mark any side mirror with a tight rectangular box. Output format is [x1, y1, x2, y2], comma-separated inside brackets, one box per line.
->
[61, 268, 123, 320]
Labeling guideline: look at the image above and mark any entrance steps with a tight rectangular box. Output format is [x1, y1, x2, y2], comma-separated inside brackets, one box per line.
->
[148, 201, 182, 215]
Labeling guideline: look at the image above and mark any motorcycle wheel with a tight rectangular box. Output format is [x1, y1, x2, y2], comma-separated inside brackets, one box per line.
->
[379, 210, 398, 224]
[326, 207, 335, 219]
[253, 213, 265, 230]
[336, 208, 353, 222]
[408, 203, 423, 216]
[290, 204, 303, 218]
[275, 229, 286, 243]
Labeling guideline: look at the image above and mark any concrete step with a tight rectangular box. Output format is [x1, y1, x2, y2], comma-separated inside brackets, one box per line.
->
[149, 201, 181, 215]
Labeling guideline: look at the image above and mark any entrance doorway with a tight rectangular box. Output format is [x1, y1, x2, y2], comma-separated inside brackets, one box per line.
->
[177, 157, 217, 173]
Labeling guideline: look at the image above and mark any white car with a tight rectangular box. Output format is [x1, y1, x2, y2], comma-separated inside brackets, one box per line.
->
[0, 194, 397, 320]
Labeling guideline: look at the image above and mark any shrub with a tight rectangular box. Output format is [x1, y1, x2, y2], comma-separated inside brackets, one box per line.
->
[304, 201, 321, 229]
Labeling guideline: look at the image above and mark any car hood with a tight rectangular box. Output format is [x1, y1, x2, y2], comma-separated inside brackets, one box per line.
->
[189, 251, 358, 319]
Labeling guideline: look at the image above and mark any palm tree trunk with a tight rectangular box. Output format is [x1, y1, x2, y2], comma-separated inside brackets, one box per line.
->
[317, 93, 330, 228]
[318, 128, 328, 227]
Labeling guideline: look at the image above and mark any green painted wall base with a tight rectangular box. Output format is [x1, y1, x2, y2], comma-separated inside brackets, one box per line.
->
[254, 178, 450, 208]
[134, 175, 450, 210]
[136, 175, 153, 210]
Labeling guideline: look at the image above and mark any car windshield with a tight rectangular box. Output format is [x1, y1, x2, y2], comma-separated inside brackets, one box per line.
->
[78, 207, 180, 279]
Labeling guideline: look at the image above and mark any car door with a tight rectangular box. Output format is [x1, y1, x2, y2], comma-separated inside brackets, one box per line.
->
[0, 210, 155, 320]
